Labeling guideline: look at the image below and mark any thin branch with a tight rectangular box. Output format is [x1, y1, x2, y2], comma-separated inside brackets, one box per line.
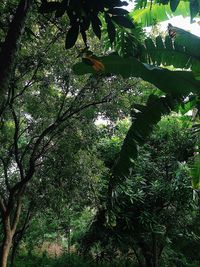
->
[60, 95, 112, 122]
[0, 157, 11, 192]
[11, 93, 111, 194]
[12, 30, 63, 102]
[57, 87, 70, 119]
[10, 106, 25, 180]
[0, 196, 6, 214]
[20, 135, 39, 163]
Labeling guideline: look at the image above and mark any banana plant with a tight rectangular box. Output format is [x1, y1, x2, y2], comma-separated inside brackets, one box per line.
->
[142, 28, 200, 79]
[73, 54, 200, 96]
[134, 0, 200, 21]
[73, 8, 200, 180]
[112, 94, 180, 178]
[104, 23, 200, 79]
[73, 54, 200, 177]
[132, 1, 190, 27]
[191, 155, 200, 189]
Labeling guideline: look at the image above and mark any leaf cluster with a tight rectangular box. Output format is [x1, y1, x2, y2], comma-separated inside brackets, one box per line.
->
[39, 0, 134, 49]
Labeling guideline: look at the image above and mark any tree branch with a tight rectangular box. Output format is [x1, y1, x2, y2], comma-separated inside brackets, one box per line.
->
[11, 106, 25, 181]
[0, 157, 11, 192]
[0, 0, 34, 115]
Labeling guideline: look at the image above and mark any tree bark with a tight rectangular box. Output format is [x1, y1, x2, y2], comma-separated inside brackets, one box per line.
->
[1, 233, 13, 267]
[132, 244, 146, 267]
[10, 206, 32, 267]
[152, 233, 159, 267]
[0, 0, 33, 115]
[1, 198, 22, 267]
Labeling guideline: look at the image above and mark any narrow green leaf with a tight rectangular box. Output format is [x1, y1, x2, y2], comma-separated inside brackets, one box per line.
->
[190, 0, 200, 20]
[80, 29, 87, 47]
[65, 24, 79, 49]
[191, 155, 200, 189]
[170, 0, 180, 12]
[112, 16, 135, 29]
[109, 8, 129, 15]
[105, 13, 116, 43]
[91, 15, 102, 40]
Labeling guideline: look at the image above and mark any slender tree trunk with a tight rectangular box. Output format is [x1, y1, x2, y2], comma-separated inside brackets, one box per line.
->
[1, 198, 22, 267]
[1, 232, 13, 267]
[67, 215, 71, 266]
[0, 0, 33, 115]
[132, 245, 146, 267]
[10, 206, 32, 267]
[152, 233, 159, 267]
[137, 240, 154, 267]
[141, 249, 153, 267]
[145, 258, 153, 267]
[10, 242, 17, 267]
[1, 216, 14, 267]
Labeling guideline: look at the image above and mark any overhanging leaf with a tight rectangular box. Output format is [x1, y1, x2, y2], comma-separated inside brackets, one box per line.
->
[112, 94, 179, 177]
[190, 0, 200, 20]
[170, 0, 180, 12]
[111, 16, 135, 28]
[105, 13, 116, 43]
[142, 34, 200, 77]
[73, 54, 200, 96]
[132, 1, 190, 27]
[91, 15, 102, 39]
[191, 155, 200, 189]
[109, 8, 129, 16]
[65, 24, 79, 49]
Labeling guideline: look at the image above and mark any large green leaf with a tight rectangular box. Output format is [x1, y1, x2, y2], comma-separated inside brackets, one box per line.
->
[171, 25, 200, 59]
[112, 94, 179, 177]
[190, 0, 200, 20]
[73, 54, 200, 96]
[132, 1, 190, 27]
[170, 0, 180, 12]
[191, 155, 200, 189]
[133, 0, 200, 22]
[142, 34, 200, 79]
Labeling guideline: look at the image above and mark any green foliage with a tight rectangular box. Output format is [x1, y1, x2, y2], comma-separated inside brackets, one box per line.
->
[113, 94, 179, 177]
[39, 0, 134, 48]
[142, 34, 200, 79]
[191, 155, 200, 189]
[83, 115, 198, 266]
[132, 1, 190, 27]
[1, 2, 200, 267]
[73, 54, 200, 96]
[14, 253, 137, 267]
[134, 0, 200, 21]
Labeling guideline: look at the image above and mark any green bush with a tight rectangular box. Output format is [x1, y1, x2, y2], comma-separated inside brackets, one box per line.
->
[14, 253, 138, 267]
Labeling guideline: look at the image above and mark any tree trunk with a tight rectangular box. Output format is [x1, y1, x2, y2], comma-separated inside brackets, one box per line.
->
[132, 245, 146, 267]
[10, 242, 17, 267]
[1, 198, 22, 267]
[137, 239, 154, 267]
[10, 206, 32, 267]
[152, 233, 159, 267]
[145, 258, 153, 267]
[1, 230, 13, 267]
[0, 0, 33, 114]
